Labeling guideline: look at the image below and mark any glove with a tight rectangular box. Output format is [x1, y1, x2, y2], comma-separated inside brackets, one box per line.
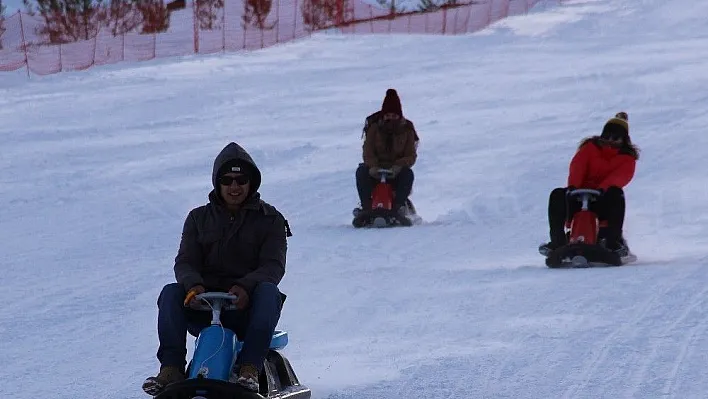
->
[228, 284, 250, 310]
[391, 165, 402, 178]
[184, 285, 205, 309]
[369, 166, 379, 178]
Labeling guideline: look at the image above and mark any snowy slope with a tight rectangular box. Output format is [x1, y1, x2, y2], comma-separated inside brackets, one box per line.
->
[2, 0, 708, 398]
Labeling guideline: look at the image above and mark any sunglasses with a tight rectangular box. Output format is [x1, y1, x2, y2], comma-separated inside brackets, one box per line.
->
[219, 175, 250, 186]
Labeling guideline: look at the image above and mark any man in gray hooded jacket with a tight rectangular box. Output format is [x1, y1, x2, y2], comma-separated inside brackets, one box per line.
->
[143, 142, 291, 395]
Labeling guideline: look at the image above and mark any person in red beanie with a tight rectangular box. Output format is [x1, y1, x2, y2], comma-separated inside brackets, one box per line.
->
[355, 89, 419, 216]
[539, 112, 640, 258]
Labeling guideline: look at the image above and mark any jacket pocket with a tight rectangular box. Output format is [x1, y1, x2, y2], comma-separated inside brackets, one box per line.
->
[198, 230, 222, 270]
[198, 230, 222, 245]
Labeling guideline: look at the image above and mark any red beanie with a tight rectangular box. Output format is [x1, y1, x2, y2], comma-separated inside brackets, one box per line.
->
[381, 89, 402, 117]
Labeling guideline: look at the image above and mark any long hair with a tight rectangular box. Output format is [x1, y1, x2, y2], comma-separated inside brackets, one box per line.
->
[577, 136, 640, 160]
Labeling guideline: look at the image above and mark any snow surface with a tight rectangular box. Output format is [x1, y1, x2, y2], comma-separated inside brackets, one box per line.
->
[2, 0, 708, 398]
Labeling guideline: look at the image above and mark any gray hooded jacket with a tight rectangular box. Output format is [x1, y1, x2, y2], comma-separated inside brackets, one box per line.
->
[173, 142, 290, 294]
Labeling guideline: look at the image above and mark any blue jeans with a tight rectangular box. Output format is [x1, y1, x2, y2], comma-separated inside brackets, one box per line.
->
[156, 282, 282, 372]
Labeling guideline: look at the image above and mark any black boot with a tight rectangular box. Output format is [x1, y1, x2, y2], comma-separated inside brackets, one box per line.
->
[355, 164, 374, 210]
[597, 187, 628, 256]
[540, 188, 569, 256]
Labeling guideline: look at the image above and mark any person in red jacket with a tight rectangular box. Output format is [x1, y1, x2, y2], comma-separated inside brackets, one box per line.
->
[539, 112, 640, 257]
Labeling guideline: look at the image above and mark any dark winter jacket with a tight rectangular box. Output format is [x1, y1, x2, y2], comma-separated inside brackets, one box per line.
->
[363, 111, 419, 142]
[173, 142, 290, 295]
[567, 138, 636, 190]
[362, 115, 418, 169]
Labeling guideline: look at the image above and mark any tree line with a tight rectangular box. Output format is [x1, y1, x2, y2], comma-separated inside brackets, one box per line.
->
[0, 0, 466, 49]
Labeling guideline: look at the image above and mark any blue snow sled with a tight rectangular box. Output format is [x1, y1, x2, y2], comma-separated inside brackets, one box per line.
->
[154, 292, 311, 399]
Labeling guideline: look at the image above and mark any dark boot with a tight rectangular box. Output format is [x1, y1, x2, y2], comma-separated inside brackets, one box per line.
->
[597, 187, 627, 255]
[356, 164, 374, 210]
[142, 365, 185, 395]
[392, 167, 414, 208]
[540, 188, 569, 255]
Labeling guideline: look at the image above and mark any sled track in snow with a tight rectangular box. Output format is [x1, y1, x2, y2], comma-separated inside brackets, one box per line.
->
[620, 263, 708, 398]
[659, 285, 708, 397]
[561, 263, 705, 399]
[646, 260, 708, 398]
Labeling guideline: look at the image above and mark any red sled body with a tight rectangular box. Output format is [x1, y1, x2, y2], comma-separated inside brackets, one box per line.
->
[543, 189, 636, 268]
[352, 169, 420, 228]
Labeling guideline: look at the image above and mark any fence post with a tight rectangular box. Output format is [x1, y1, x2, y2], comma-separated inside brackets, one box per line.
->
[275, 0, 280, 44]
[221, 1, 226, 52]
[336, 0, 343, 26]
[292, 0, 297, 40]
[442, 8, 447, 34]
[452, 7, 458, 34]
[193, 0, 200, 53]
[92, 31, 98, 67]
[486, 0, 492, 26]
[17, 11, 30, 78]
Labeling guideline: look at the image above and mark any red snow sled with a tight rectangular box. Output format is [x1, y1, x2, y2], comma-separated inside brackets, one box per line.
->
[544, 189, 635, 268]
[352, 168, 420, 228]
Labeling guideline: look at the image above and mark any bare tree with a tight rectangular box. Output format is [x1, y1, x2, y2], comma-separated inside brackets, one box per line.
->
[242, 0, 275, 30]
[417, 0, 459, 12]
[103, 0, 142, 36]
[301, 0, 349, 31]
[23, 0, 105, 44]
[136, 0, 170, 34]
[0, 0, 6, 50]
[195, 0, 223, 30]
[101, 0, 173, 36]
[417, 0, 436, 11]
[375, 0, 404, 14]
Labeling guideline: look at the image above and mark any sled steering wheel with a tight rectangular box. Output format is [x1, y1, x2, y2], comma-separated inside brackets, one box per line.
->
[568, 188, 602, 197]
[192, 292, 239, 312]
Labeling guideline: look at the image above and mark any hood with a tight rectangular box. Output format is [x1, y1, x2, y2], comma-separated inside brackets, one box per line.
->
[211, 142, 262, 195]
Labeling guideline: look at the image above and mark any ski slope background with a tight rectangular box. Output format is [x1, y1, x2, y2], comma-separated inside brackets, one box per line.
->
[2, 0, 708, 398]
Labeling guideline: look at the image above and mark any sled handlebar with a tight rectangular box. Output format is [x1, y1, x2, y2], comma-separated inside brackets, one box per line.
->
[193, 292, 239, 317]
[568, 189, 602, 210]
[196, 292, 239, 302]
[568, 188, 602, 197]
[376, 168, 393, 182]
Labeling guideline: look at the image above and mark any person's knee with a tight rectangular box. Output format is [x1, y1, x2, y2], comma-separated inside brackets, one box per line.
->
[158, 283, 185, 306]
[398, 166, 413, 181]
[253, 282, 279, 297]
[250, 283, 282, 324]
[604, 186, 624, 200]
[550, 187, 566, 203]
[356, 164, 369, 178]
[252, 283, 282, 309]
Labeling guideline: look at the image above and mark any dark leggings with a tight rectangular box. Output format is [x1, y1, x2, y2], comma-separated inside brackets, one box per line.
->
[547, 186, 625, 246]
[356, 163, 414, 209]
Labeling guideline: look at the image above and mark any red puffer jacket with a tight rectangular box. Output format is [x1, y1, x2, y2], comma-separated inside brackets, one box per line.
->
[567, 139, 636, 189]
